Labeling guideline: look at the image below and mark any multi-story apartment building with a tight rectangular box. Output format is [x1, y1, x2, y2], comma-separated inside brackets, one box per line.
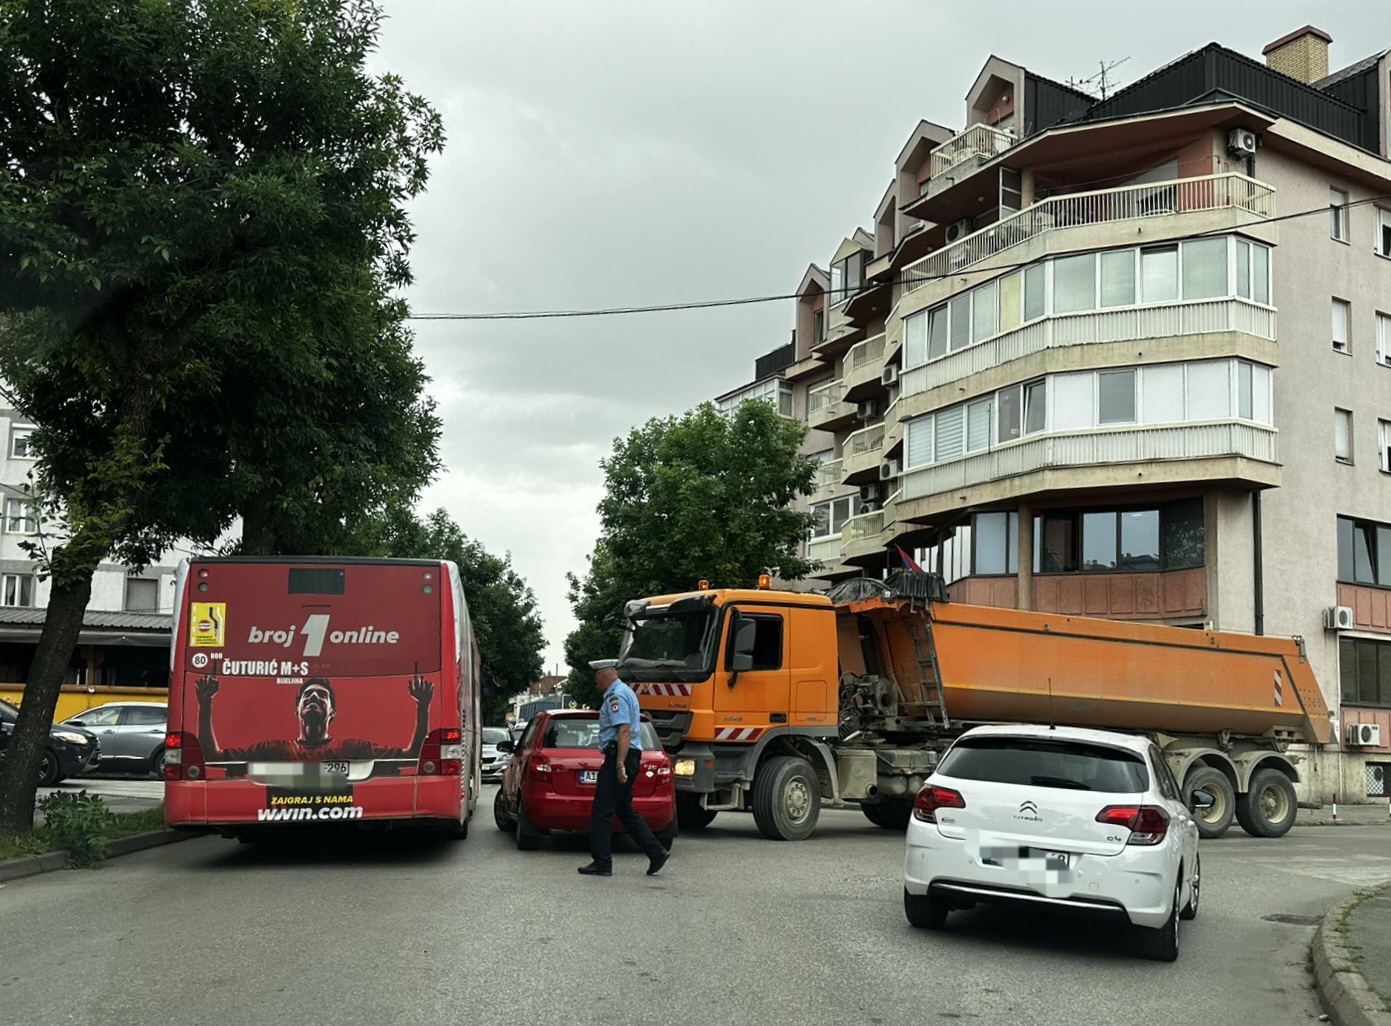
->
[0, 405, 176, 692]
[762, 27, 1391, 801]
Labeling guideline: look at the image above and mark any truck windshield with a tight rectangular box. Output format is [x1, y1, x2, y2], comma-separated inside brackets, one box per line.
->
[618, 605, 717, 672]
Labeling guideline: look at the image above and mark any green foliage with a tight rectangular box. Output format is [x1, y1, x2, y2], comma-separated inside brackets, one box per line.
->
[379, 505, 547, 724]
[563, 401, 818, 708]
[36, 791, 113, 868]
[0, 0, 443, 834]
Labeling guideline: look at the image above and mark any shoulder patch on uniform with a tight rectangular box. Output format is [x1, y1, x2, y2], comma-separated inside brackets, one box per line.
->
[609, 699, 620, 714]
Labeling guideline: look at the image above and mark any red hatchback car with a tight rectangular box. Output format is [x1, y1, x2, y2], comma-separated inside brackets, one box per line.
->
[493, 710, 677, 851]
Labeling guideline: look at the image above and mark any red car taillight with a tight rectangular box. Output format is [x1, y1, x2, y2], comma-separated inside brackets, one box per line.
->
[418, 727, 463, 776]
[912, 784, 965, 823]
[529, 758, 553, 782]
[162, 731, 204, 782]
[1095, 804, 1170, 845]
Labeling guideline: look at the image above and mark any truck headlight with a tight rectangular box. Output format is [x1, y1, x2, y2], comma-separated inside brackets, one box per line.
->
[674, 758, 697, 777]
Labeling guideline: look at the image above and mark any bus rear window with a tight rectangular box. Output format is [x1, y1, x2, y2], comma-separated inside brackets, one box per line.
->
[289, 568, 345, 595]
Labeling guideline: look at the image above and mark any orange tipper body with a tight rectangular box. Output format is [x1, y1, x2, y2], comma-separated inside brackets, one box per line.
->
[621, 574, 1331, 842]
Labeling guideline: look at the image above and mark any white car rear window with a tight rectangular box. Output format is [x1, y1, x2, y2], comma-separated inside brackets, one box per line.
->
[938, 737, 1148, 792]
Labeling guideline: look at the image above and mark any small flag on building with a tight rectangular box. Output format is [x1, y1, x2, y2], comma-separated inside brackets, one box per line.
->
[896, 545, 924, 573]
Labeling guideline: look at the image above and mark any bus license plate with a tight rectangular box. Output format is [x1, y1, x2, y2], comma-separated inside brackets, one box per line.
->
[320, 762, 350, 777]
[579, 770, 598, 785]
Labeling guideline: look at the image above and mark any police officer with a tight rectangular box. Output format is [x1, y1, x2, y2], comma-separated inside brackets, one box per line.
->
[577, 659, 670, 878]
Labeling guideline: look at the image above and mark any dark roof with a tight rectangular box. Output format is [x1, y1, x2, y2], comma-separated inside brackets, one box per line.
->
[0, 607, 171, 632]
[1056, 42, 1376, 153]
[1316, 50, 1390, 89]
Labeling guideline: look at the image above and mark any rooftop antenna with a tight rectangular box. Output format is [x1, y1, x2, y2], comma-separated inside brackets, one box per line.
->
[1067, 57, 1130, 99]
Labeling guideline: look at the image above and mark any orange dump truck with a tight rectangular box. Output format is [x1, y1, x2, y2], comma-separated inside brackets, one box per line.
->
[620, 572, 1332, 841]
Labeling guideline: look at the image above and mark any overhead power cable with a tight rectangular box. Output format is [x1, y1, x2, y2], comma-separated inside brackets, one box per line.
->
[408, 193, 1391, 322]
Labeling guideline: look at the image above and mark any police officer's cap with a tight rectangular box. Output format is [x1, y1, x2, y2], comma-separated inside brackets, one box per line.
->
[588, 658, 619, 671]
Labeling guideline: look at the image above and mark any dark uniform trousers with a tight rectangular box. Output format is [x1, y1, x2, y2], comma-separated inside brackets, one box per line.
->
[590, 743, 666, 870]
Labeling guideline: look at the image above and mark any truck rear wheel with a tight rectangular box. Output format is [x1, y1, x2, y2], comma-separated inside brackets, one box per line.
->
[1236, 769, 1297, 838]
[1183, 766, 1235, 839]
[752, 755, 821, 841]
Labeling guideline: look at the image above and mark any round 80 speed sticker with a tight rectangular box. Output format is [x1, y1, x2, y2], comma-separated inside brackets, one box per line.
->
[192, 652, 209, 669]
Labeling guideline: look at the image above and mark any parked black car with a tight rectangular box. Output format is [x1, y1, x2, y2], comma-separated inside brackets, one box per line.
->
[0, 700, 101, 786]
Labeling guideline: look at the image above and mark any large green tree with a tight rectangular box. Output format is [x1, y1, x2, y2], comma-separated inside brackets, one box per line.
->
[380, 505, 546, 724]
[0, 0, 442, 835]
[563, 400, 818, 708]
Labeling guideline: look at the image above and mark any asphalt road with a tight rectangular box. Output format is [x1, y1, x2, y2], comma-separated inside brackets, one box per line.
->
[1, 787, 1388, 1026]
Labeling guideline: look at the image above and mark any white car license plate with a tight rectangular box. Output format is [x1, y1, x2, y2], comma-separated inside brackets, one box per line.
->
[579, 770, 598, 785]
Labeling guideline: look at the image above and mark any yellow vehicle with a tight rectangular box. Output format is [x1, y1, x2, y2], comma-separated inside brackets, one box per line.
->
[621, 572, 1332, 841]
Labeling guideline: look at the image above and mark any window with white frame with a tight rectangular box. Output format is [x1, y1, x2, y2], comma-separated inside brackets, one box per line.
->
[2, 573, 33, 607]
[9, 427, 34, 460]
[1381, 420, 1391, 473]
[1336, 408, 1354, 463]
[124, 577, 159, 612]
[903, 236, 1273, 371]
[1333, 298, 1351, 353]
[1378, 208, 1391, 258]
[1331, 187, 1349, 242]
[809, 495, 855, 539]
[3, 498, 36, 535]
[1097, 370, 1137, 424]
[1378, 312, 1391, 366]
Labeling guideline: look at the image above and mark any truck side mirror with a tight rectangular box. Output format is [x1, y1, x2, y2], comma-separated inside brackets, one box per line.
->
[729, 616, 756, 686]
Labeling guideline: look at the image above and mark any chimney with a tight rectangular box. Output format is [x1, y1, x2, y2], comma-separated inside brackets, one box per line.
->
[1262, 26, 1332, 84]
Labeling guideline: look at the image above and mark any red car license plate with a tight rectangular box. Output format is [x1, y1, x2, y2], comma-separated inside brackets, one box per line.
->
[579, 770, 598, 785]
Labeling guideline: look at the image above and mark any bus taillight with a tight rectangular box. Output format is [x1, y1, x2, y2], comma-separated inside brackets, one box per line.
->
[418, 728, 463, 777]
[163, 731, 205, 781]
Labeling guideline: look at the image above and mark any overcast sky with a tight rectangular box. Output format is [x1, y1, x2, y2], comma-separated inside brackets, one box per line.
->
[371, 1, 1388, 675]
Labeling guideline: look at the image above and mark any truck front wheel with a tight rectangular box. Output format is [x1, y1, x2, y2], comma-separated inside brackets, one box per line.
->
[752, 755, 821, 841]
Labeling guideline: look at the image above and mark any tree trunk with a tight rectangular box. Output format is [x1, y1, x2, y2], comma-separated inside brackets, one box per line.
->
[240, 492, 277, 555]
[0, 569, 95, 837]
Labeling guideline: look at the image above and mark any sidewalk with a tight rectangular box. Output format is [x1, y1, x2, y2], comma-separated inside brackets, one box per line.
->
[1313, 883, 1391, 1026]
[1298, 802, 1391, 828]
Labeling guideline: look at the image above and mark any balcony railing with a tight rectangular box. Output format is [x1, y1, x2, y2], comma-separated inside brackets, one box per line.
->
[929, 123, 1017, 178]
[902, 173, 1275, 293]
[900, 298, 1277, 398]
[813, 458, 843, 492]
[846, 423, 886, 457]
[808, 378, 846, 412]
[807, 535, 844, 565]
[900, 421, 1278, 501]
[847, 333, 886, 372]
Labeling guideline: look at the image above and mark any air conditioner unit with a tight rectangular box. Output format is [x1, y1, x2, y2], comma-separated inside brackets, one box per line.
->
[881, 364, 900, 386]
[857, 399, 879, 419]
[858, 501, 879, 515]
[1324, 605, 1355, 631]
[1346, 722, 1382, 747]
[1227, 128, 1258, 158]
[859, 482, 884, 503]
[879, 458, 900, 481]
[944, 218, 974, 244]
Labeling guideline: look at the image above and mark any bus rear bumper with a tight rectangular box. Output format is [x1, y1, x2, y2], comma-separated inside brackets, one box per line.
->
[164, 777, 465, 829]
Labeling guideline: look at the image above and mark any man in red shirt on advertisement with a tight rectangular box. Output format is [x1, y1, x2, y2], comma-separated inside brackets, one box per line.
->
[196, 675, 432, 763]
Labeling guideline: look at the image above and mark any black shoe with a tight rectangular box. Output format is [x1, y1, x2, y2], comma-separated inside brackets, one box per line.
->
[646, 850, 669, 876]
[577, 861, 612, 877]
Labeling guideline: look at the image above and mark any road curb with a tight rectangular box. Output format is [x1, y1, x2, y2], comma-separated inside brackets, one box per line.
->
[0, 829, 194, 883]
[1312, 884, 1391, 1026]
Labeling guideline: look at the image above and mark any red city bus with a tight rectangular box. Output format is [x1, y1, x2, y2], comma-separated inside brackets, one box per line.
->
[164, 557, 481, 839]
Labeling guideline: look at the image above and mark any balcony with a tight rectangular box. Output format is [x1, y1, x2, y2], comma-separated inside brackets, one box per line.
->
[806, 535, 845, 567]
[902, 173, 1275, 294]
[900, 298, 1277, 398]
[810, 458, 843, 500]
[929, 123, 1017, 180]
[807, 379, 856, 432]
[841, 506, 888, 562]
[843, 333, 887, 397]
[842, 422, 886, 483]
[900, 421, 1278, 505]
